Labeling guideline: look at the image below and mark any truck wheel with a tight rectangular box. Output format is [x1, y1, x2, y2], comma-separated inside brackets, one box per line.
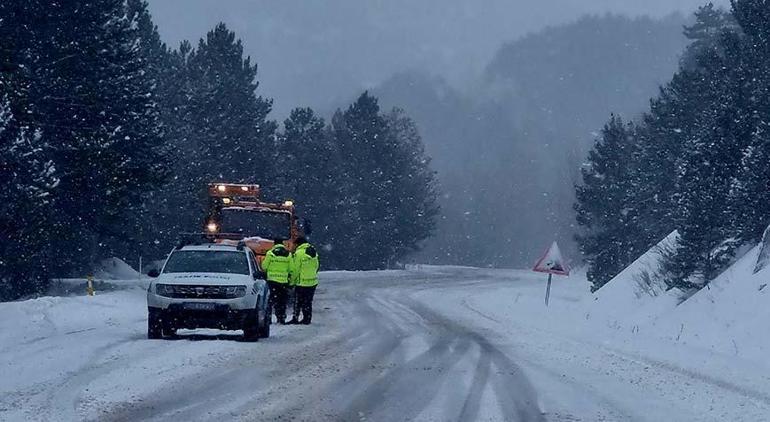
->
[242, 309, 259, 342]
[148, 309, 163, 339]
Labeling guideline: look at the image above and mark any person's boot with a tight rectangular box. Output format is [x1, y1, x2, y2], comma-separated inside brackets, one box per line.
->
[301, 318, 311, 325]
[277, 316, 286, 325]
[286, 317, 300, 325]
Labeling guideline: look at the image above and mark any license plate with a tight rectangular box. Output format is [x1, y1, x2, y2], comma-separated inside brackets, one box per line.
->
[183, 302, 216, 311]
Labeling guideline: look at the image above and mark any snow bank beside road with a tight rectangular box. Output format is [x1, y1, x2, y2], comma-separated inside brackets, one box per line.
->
[592, 231, 683, 329]
[94, 258, 141, 280]
[0, 288, 148, 421]
[585, 233, 770, 366]
[658, 245, 770, 363]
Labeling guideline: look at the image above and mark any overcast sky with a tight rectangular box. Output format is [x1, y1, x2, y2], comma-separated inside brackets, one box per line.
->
[147, 0, 729, 116]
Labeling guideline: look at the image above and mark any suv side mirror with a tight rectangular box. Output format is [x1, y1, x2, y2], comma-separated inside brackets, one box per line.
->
[147, 269, 160, 278]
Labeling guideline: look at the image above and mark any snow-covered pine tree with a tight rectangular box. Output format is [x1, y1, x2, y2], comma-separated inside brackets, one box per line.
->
[17, 1, 169, 273]
[118, 0, 175, 260]
[274, 108, 344, 264]
[664, 28, 749, 289]
[636, 6, 734, 238]
[731, 0, 770, 51]
[681, 4, 738, 70]
[158, 23, 277, 242]
[330, 92, 438, 269]
[734, 121, 770, 243]
[383, 108, 440, 264]
[0, 77, 58, 299]
[145, 40, 196, 254]
[330, 93, 391, 269]
[729, 0, 770, 244]
[186, 23, 276, 184]
[575, 115, 642, 291]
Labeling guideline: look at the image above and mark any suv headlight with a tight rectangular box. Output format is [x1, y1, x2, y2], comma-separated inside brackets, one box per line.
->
[155, 283, 174, 297]
[225, 286, 247, 298]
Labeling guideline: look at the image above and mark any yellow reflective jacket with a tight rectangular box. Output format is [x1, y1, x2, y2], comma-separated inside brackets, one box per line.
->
[262, 244, 291, 284]
[290, 243, 319, 287]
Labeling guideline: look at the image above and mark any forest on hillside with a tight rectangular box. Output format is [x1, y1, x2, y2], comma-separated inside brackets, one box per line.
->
[3, 0, 765, 304]
[576, 2, 770, 292]
[375, 13, 689, 267]
[0, 1, 437, 300]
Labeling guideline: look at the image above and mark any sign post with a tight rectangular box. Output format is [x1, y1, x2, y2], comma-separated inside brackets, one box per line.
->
[532, 241, 569, 306]
[86, 275, 95, 296]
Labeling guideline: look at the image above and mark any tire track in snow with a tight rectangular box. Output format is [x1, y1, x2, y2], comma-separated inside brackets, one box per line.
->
[44, 334, 146, 421]
[403, 297, 546, 422]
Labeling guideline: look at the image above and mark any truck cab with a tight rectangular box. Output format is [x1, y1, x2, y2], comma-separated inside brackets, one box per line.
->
[146, 243, 271, 341]
[202, 183, 307, 265]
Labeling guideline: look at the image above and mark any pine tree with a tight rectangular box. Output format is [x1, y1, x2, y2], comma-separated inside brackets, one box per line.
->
[0, 77, 58, 299]
[383, 109, 440, 263]
[274, 107, 343, 264]
[331, 93, 392, 269]
[637, 4, 738, 246]
[186, 23, 276, 184]
[681, 4, 737, 70]
[157, 23, 277, 243]
[145, 41, 196, 254]
[731, 0, 770, 50]
[575, 115, 641, 291]
[331, 92, 438, 269]
[664, 14, 752, 288]
[119, 0, 175, 261]
[12, 1, 170, 274]
[733, 121, 770, 242]
[730, 0, 770, 243]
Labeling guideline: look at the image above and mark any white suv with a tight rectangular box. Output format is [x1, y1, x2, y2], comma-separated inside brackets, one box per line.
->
[146, 243, 270, 341]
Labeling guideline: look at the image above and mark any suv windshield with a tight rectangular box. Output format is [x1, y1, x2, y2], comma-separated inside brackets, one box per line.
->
[220, 208, 290, 239]
[163, 250, 250, 275]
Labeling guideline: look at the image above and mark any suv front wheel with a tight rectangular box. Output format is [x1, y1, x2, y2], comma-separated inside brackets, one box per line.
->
[148, 309, 163, 339]
[257, 299, 271, 339]
[242, 308, 260, 342]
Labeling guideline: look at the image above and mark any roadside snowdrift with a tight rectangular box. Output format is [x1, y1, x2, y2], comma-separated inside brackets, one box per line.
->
[592, 231, 683, 328]
[94, 257, 141, 280]
[656, 244, 770, 362]
[590, 231, 770, 365]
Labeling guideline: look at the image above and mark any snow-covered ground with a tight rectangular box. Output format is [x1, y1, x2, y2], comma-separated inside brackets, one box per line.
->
[2, 262, 769, 421]
[414, 268, 770, 421]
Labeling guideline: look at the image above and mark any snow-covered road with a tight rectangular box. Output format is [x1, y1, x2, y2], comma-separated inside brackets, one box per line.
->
[2, 268, 769, 421]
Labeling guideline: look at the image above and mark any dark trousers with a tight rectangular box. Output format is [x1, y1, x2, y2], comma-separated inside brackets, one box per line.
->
[268, 281, 289, 322]
[293, 286, 317, 322]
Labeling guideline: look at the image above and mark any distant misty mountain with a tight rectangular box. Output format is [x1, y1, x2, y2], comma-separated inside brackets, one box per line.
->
[375, 13, 690, 267]
[485, 13, 688, 155]
[148, 0, 708, 116]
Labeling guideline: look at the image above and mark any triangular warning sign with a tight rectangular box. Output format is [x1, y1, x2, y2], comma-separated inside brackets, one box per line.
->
[533, 241, 570, 276]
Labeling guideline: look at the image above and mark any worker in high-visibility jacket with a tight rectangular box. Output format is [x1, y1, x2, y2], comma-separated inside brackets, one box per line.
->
[262, 238, 292, 324]
[287, 237, 319, 325]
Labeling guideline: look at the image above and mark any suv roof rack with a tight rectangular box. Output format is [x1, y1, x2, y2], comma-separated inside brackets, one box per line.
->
[176, 233, 214, 249]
